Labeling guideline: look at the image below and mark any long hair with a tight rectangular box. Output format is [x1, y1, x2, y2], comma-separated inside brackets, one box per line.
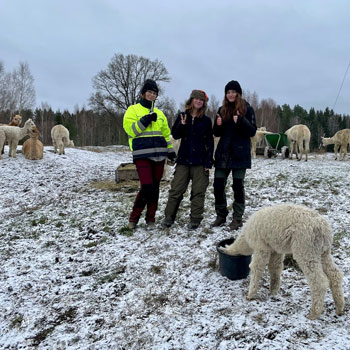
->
[221, 94, 246, 121]
[184, 97, 206, 117]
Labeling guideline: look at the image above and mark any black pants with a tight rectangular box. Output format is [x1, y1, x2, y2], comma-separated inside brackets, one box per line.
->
[213, 168, 246, 219]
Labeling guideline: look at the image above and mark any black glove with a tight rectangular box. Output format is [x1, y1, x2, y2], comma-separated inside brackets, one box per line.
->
[149, 112, 157, 122]
[140, 112, 157, 128]
[168, 151, 176, 161]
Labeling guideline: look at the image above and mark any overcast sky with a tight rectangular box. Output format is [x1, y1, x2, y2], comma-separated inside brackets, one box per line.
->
[1, 0, 349, 114]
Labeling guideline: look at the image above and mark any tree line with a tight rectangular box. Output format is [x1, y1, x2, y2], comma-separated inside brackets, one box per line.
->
[1, 53, 350, 149]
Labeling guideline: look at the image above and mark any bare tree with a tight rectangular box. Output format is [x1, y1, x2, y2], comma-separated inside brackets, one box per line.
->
[15, 62, 36, 112]
[89, 53, 171, 114]
[207, 94, 220, 123]
[0, 61, 36, 113]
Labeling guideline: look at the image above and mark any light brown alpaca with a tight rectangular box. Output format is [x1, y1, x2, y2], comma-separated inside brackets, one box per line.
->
[0, 114, 22, 154]
[22, 126, 44, 160]
[285, 124, 311, 161]
[322, 129, 350, 160]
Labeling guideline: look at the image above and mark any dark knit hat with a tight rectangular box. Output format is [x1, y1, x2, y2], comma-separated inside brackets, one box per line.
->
[225, 80, 242, 95]
[141, 79, 159, 95]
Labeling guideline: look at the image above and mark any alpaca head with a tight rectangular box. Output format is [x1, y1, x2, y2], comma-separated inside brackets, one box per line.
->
[29, 126, 40, 138]
[321, 137, 332, 146]
[24, 119, 35, 130]
[11, 114, 22, 126]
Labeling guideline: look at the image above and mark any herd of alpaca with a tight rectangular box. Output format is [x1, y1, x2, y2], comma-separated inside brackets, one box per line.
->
[0, 115, 74, 160]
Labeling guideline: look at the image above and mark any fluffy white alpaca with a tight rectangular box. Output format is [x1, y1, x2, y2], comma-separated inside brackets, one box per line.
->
[322, 129, 350, 161]
[285, 124, 311, 161]
[0, 119, 35, 159]
[51, 125, 74, 155]
[221, 204, 344, 320]
[0, 114, 23, 154]
[22, 126, 44, 160]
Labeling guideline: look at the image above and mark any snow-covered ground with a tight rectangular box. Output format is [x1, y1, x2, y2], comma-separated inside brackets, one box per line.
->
[0, 146, 349, 350]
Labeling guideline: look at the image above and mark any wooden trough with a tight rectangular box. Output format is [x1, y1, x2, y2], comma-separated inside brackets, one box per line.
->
[115, 163, 139, 183]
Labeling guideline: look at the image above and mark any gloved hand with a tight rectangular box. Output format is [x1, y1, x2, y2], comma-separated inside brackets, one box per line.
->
[168, 151, 176, 163]
[149, 112, 157, 122]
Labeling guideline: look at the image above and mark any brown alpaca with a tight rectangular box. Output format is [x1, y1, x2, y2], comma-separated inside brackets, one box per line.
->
[22, 126, 44, 160]
[0, 114, 22, 154]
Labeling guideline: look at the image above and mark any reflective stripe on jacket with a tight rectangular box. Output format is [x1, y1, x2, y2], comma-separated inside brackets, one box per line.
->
[123, 103, 174, 160]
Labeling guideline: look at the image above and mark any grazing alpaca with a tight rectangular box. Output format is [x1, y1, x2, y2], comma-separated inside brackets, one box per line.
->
[322, 129, 350, 160]
[285, 124, 311, 161]
[51, 125, 74, 155]
[22, 126, 44, 160]
[220, 204, 344, 320]
[0, 119, 35, 159]
[0, 114, 22, 154]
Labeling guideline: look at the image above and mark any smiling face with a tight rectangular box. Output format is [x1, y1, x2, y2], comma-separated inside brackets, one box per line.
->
[192, 98, 204, 110]
[144, 90, 157, 102]
[226, 90, 238, 103]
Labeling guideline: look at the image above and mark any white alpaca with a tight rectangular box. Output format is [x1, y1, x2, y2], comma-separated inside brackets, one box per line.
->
[22, 126, 44, 160]
[285, 124, 311, 161]
[0, 119, 35, 159]
[0, 114, 23, 154]
[322, 129, 350, 160]
[221, 204, 344, 320]
[51, 125, 74, 155]
[251, 128, 272, 159]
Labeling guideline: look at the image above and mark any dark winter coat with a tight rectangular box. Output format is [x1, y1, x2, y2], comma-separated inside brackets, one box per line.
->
[171, 111, 214, 169]
[213, 101, 256, 169]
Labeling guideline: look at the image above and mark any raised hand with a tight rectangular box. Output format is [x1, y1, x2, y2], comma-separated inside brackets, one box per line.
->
[216, 114, 222, 126]
[180, 112, 187, 125]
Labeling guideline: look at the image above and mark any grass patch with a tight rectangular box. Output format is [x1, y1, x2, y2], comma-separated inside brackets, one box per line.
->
[98, 266, 126, 284]
[10, 314, 23, 329]
[119, 226, 134, 237]
[91, 180, 139, 193]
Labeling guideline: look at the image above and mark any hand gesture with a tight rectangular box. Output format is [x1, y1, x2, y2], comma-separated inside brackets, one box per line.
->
[180, 113, 187, 125]
[216, 114, 222, 126]
[233, 115, 238, 123]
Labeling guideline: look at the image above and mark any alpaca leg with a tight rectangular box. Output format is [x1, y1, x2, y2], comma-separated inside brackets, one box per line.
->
[53, 140, 57, 153]
[0, 137, 4, 160]
[334, 144, 339, 160]
[11, 141, 18, 158]
[268, 252, 284, 295]
[340, 144, 346, 160]
[294, 255, 328, 319]
[9, 140, 14, 157]
[58, 141, 64, 155]
[305, 141, 310, 161]
[247, 250, 271, 300]
[289, 142, 293, 159]
[298, 142, 303, 161]
[321, 251, 344, 316]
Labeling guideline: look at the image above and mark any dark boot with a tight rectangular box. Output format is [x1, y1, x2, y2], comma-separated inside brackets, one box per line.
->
[162, 217, 174, 228]
[188, 220, 200, 230]
[229, 218, 243, 230]
[211, 216, 226, 227]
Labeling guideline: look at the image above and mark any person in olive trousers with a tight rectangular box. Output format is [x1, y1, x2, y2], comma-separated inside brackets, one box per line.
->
[212, 80, 257, 230]
[162, 90, 214, 229]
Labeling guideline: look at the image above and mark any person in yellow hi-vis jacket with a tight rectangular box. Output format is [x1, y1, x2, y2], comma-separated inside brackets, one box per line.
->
[123, 79, 176, 229]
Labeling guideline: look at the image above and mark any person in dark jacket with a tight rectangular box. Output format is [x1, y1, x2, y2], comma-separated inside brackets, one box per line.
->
[162, 90, 214, 229]
[212, 80, 257, 230]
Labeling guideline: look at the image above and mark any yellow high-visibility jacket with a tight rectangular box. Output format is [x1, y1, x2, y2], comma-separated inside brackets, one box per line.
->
[123, 103, 174, 160]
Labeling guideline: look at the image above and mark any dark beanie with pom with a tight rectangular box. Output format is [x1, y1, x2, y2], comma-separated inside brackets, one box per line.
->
[225, 80, 242, 95]
[141, 79, 159, 95]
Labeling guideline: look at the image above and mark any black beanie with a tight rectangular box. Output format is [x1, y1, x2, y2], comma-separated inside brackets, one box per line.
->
[225, 80, 242, 95]
[141, 79, 159, 95]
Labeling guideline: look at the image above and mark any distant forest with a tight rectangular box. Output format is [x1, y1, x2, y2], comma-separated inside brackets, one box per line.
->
[0, 102, 349, 150]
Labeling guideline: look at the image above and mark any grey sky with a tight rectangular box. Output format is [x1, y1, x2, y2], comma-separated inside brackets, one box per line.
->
[1, 0, 349, 114]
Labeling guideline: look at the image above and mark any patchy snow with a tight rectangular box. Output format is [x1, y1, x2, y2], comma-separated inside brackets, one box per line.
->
[0, 147, 349, 350]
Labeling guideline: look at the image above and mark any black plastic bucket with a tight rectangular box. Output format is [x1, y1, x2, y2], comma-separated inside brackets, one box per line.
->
[216, 238, 251, 280]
